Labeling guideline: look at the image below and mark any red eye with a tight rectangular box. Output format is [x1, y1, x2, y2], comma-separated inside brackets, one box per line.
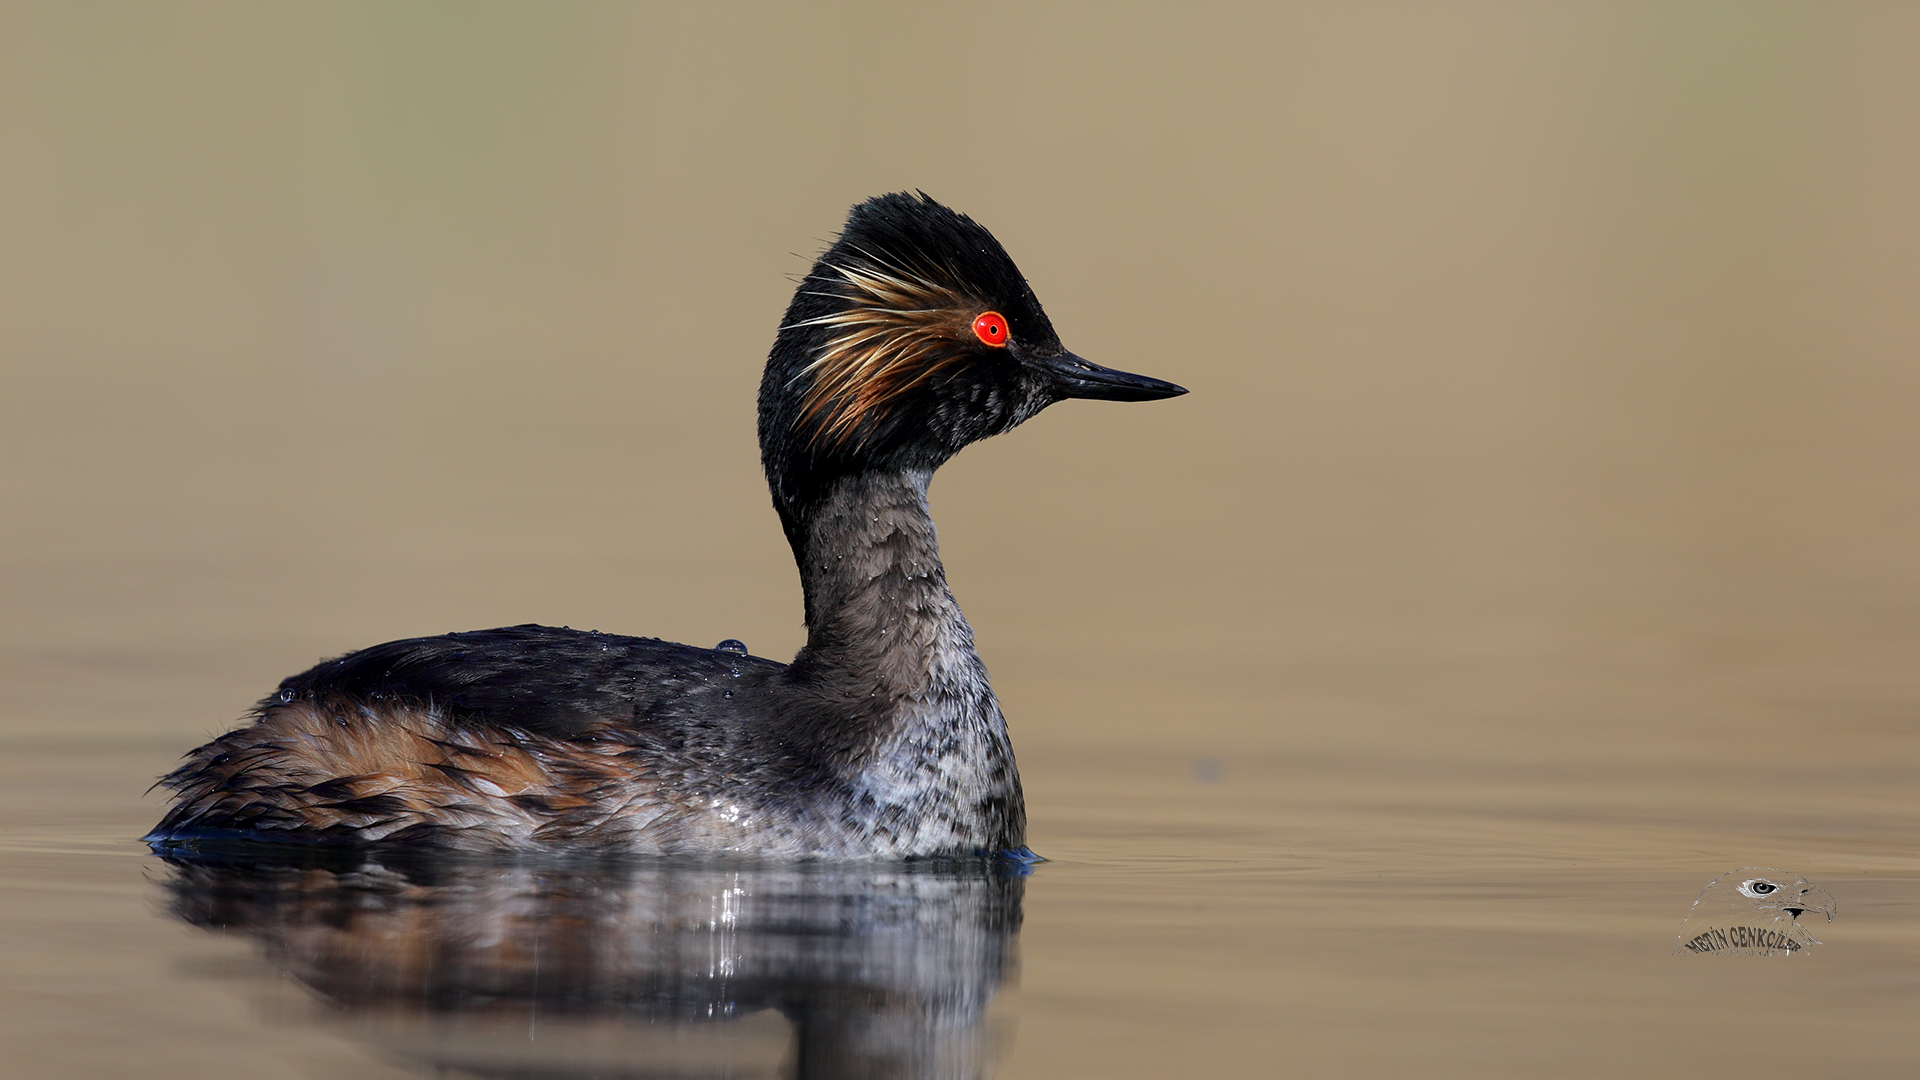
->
[972, 311, 1009, 347]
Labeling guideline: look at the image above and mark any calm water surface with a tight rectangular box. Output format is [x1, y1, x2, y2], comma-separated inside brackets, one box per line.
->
[2, 725, 1913, 1076]
[4, 3, 1919, 1076]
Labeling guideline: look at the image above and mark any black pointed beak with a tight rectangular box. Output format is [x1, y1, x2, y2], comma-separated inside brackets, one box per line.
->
[1034, 351, 1188, 402]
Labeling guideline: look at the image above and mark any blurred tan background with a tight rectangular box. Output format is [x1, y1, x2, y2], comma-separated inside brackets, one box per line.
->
[3, 0, 1917, 814]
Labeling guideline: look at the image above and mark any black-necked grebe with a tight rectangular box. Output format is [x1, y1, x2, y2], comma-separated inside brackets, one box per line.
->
[149, 192, 1186, 857]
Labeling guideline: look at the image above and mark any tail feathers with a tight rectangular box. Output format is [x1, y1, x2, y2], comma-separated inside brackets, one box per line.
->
[148, 698, 643, 849]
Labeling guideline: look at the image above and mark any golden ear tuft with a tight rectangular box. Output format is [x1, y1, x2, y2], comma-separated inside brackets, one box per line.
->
[786, 258, 986, 448]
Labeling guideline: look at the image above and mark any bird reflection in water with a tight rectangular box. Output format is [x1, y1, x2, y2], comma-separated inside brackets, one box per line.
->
[155, 846, 1026, 1079]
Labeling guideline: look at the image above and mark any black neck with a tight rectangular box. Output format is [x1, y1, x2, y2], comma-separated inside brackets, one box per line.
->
[777, 468, 1023, 851]
[783, 470, 964, 701]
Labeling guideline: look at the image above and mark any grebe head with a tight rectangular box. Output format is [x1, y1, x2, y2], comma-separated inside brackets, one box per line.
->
[759, 192, 1185, 527]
